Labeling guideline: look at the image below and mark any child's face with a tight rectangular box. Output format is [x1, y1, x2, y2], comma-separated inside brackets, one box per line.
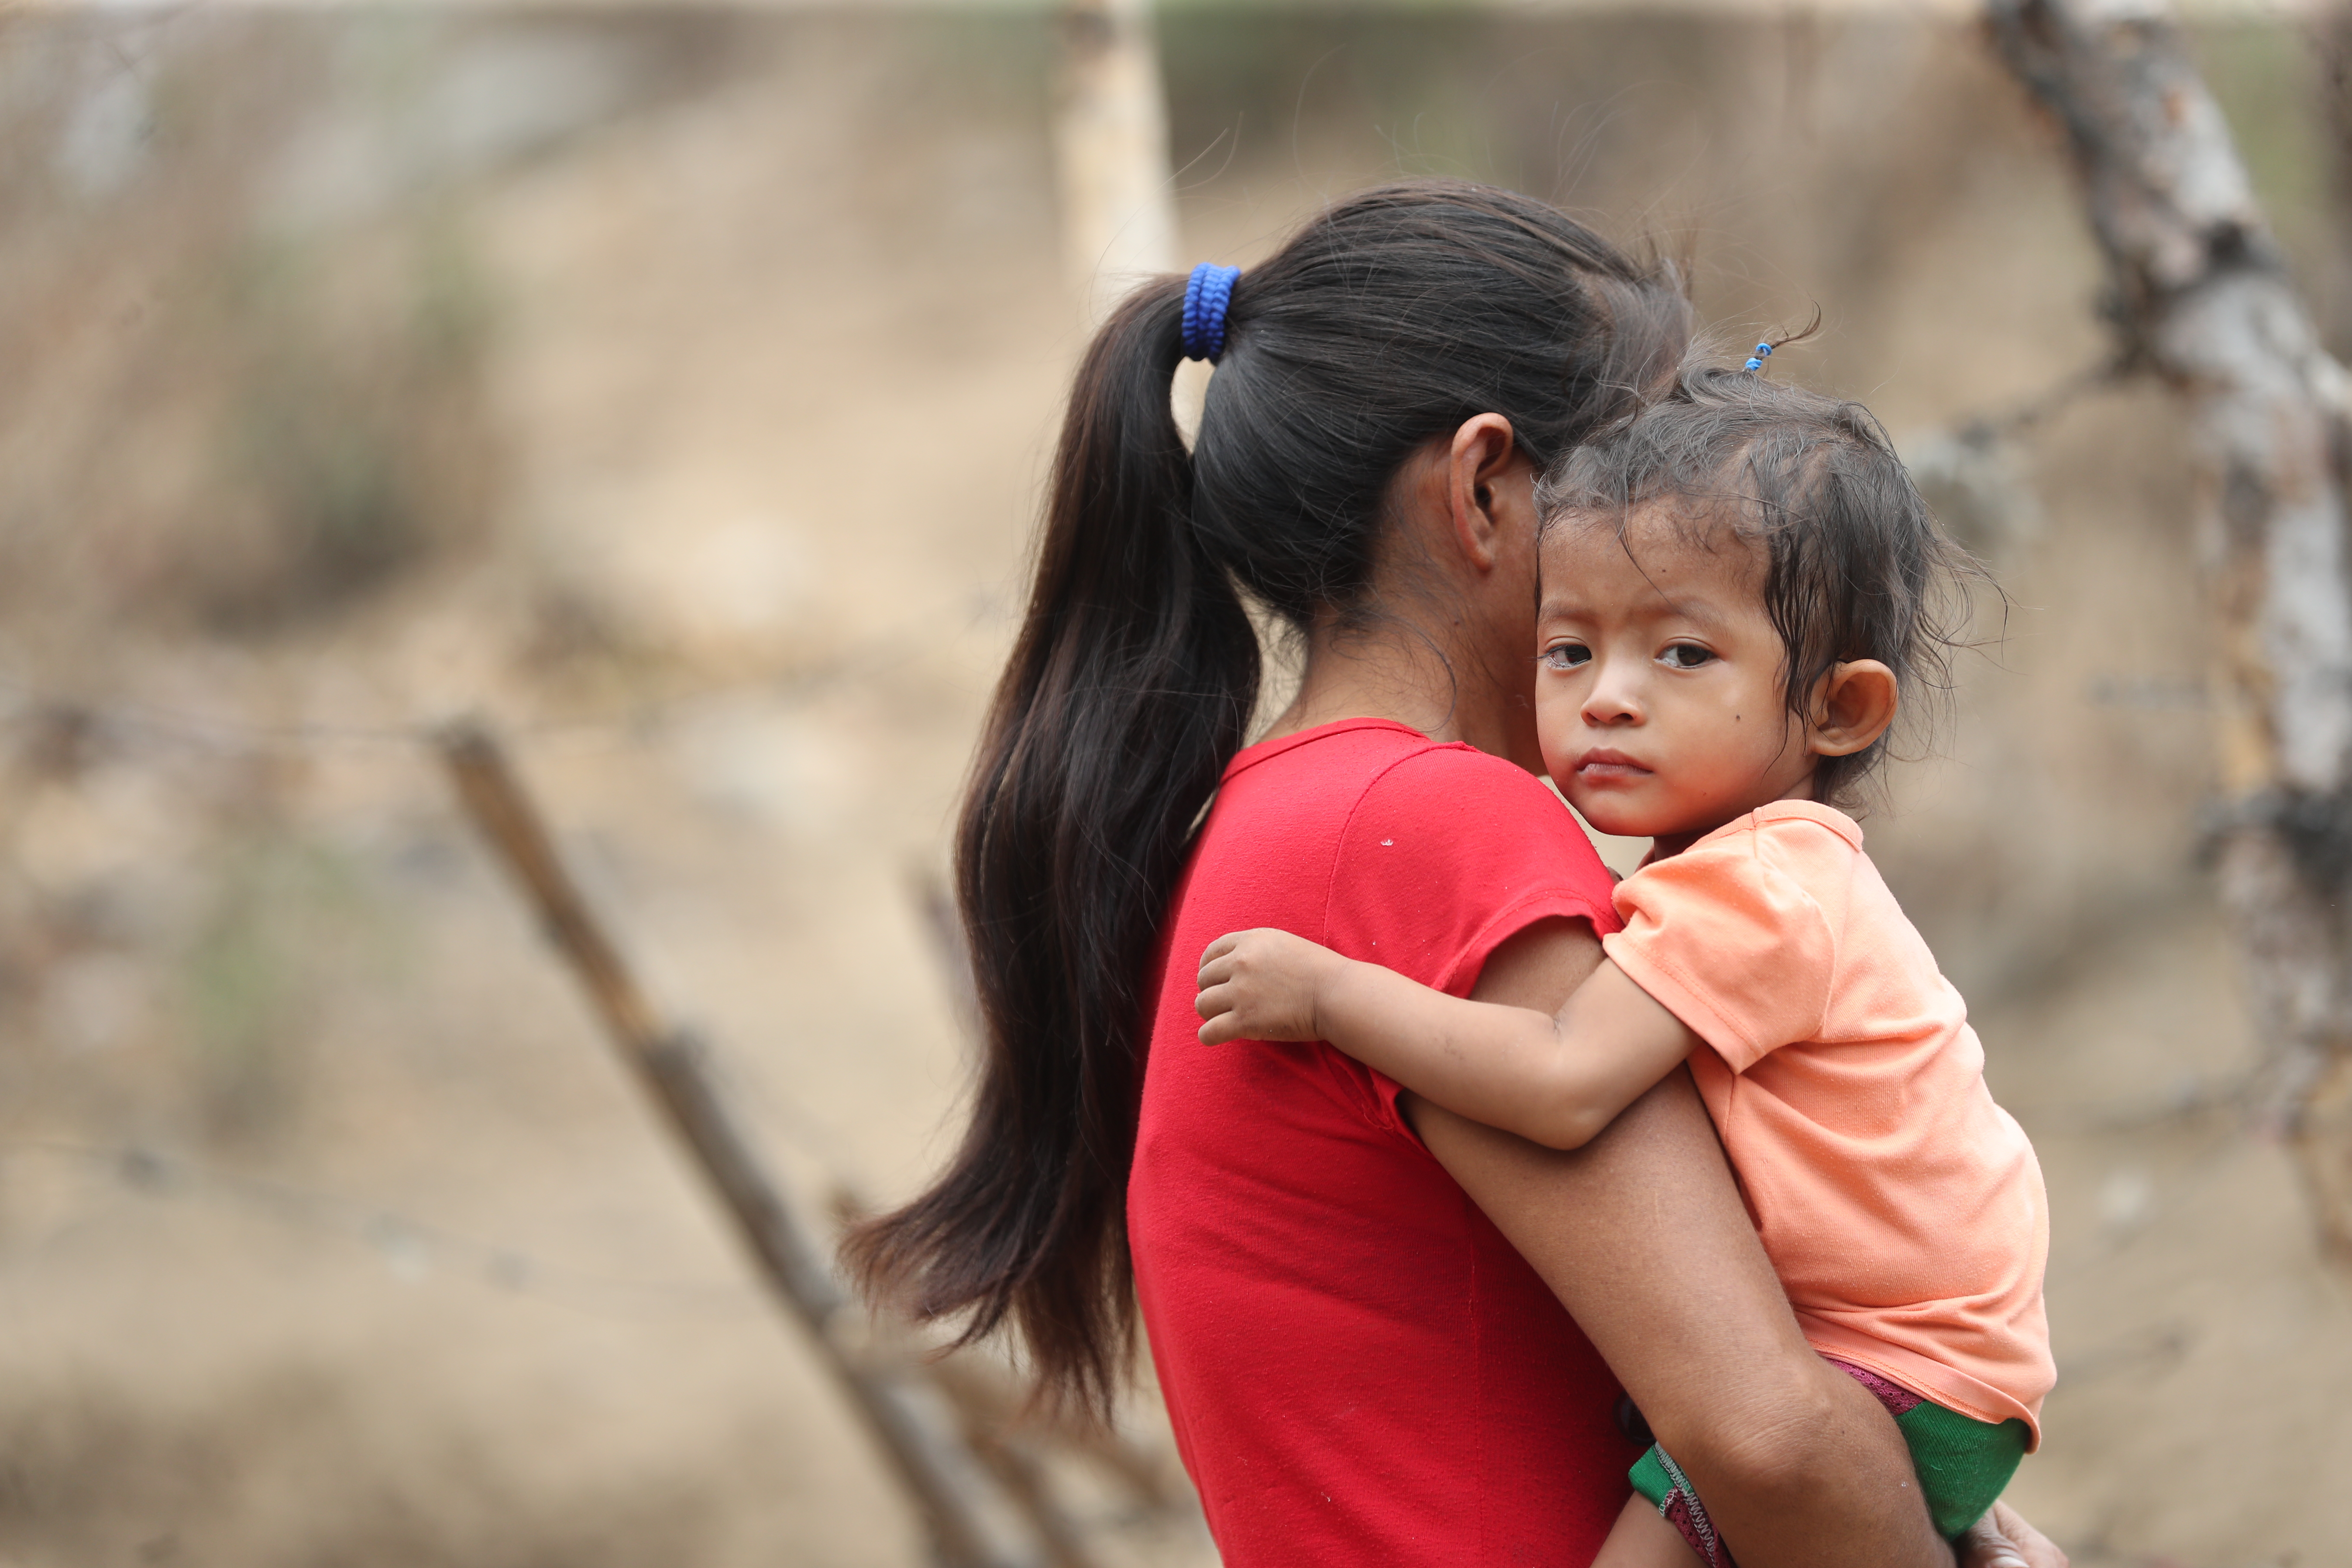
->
[1534, 505, 1821, 846]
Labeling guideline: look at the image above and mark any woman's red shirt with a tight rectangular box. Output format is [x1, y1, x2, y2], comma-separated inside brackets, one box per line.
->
[1129, 718, 1639, 1565]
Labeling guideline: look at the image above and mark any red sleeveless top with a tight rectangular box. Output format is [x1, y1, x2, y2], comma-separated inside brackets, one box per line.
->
[1129, 719, 1636, 1565]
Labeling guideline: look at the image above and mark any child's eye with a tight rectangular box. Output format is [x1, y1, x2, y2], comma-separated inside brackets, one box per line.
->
[1542, 643, 1592, 670]
[1659, 643, 1716, 670]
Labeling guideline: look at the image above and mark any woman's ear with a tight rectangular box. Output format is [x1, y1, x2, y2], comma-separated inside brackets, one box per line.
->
[1808, 660, 1899, 758]
[1444, 413, 1531, 572]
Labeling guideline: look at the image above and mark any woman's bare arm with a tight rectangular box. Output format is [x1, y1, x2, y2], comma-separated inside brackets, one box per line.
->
[1414, 1084, 1945, 1568]
[1420, 916, 2061, 1568]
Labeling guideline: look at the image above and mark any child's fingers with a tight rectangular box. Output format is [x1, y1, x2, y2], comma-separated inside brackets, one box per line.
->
[1198, 928, 1282, 978]
[1200, 931, 1271, 986]
[1195, 981, 1233, 1023]
[1198, 931, 1242, 968]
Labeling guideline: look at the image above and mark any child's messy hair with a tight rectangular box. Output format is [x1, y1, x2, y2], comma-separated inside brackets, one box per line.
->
[1536, 353, 1990, 809]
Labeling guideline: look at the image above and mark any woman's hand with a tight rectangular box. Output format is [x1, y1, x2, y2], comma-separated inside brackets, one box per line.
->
[1957, 1503, 2068, 1568]
[1195, 928, 1347, 1044]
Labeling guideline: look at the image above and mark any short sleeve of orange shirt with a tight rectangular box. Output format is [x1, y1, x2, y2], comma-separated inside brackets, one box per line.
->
[1600, 800, 2055, 1442]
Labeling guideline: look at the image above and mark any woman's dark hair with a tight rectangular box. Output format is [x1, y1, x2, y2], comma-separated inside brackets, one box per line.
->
[1538, 358, 1988, 808]
[845, 179, 1692, 1415]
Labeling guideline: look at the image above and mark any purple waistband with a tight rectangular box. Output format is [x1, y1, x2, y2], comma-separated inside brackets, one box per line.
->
[1827, 1356, 1925, 1416]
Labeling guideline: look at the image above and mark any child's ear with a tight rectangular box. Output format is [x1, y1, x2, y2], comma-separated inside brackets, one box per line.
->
[1808, 660, 1899, 759]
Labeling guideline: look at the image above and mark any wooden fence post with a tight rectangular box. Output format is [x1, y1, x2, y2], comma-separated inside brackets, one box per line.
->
[1985, 0, 2352, 1257]
[435, 720, 1044, 1568]
[1053, 0, 1178, 322]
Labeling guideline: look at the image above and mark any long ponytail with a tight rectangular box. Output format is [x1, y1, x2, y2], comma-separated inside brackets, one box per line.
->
[848, 180, 1693, 1415]
[846, 276, 1259, 1412]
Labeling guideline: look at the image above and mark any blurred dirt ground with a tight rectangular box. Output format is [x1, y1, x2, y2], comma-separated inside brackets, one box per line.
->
[0, 7, 2348, 1566]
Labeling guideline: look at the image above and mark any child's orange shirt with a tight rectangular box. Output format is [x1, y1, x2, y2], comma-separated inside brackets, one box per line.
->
[1600, 800, 2053, 1442]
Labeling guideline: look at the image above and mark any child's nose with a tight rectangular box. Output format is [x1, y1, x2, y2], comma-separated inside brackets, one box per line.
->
[1581, 673, 1643, 726]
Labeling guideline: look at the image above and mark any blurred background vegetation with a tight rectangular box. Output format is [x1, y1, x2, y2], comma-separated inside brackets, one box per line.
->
[0, 4, 2347, 1565]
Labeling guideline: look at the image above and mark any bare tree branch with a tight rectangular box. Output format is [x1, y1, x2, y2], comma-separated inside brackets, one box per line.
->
[1985, 0, 2352, 1258]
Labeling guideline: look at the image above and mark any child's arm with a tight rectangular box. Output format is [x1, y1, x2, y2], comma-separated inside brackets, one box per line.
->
[1194, 928, 1702, 1151]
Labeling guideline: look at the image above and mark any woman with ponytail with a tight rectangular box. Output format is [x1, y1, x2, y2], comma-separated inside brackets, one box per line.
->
[850, 182, 2059, 1568]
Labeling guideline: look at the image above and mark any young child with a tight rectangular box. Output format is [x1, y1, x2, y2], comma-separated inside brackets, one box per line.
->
[1192, 356, 2052, 1567]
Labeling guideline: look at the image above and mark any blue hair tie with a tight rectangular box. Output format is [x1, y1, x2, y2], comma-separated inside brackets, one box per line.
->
[1182, 264, 1242, 362]
[1743, 340, 1774, 373]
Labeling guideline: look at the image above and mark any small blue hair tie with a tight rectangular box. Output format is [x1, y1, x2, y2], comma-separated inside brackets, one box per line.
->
[1743, 340, 1774, 373]
[1182, 264, 1242, 363]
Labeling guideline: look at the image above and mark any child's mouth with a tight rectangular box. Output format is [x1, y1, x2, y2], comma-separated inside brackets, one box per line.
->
[1574, 750, 1651, 782]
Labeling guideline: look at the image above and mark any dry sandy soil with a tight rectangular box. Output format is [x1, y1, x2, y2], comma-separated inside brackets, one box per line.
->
[0, 9, 2346, 1566]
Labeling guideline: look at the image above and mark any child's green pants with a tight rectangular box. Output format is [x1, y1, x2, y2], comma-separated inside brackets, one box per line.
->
[1628, 1360, 2031, 1565]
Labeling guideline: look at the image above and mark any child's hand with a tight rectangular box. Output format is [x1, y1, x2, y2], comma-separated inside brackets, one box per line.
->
[1194, 928, 1345, 1045]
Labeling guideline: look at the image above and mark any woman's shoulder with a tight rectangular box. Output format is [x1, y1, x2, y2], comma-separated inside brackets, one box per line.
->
[1328, 738, 1618, 952]
[1222, 716, 1446, 788]
[1225, 719, 1572, 835]
[1204, 718, 1615, 1004]
[1359, 737, 1565, 810]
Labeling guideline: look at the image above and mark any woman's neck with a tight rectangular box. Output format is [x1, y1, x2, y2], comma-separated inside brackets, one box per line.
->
[1267, 614, 1540, 772]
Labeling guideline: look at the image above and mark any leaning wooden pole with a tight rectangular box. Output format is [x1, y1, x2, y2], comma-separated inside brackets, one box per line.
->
[1985, 0, 2352, 1257]
[435, 721, 1038, 1568]
[1053, 0, 1178, 322]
